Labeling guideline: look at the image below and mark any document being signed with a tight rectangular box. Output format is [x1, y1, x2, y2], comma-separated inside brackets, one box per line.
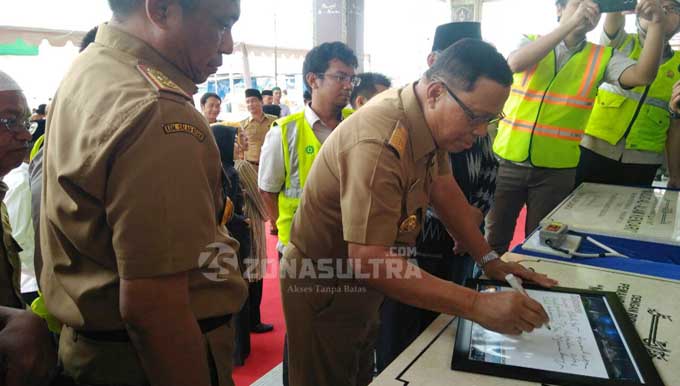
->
[469, 287, 642, 381]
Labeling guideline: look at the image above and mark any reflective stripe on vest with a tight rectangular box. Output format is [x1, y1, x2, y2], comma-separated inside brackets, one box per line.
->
[585, 33, 680, 153]
[276, 108, 353, 245]
[494, 37, 612, 168]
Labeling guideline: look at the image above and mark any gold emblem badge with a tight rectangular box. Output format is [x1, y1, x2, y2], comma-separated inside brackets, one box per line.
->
[137, 64, 191, 100]
[399, 215, 418, 233]
[220, 197, 234, 226]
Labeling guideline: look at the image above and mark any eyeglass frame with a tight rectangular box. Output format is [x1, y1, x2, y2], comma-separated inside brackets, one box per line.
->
[434, 78, 505, 126]
[315, 72, 361, 87]
[0, 117, 31, 133]
[663, 3, 680, 14]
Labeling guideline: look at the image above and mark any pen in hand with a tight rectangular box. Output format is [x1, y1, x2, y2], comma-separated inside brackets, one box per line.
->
[505, 273, 551, 330]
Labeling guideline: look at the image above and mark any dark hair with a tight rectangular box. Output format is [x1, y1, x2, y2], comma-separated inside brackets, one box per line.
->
[200, 92, 221, 107]
[108, 0, 198, 18]
[302, 41, 358, 90]
[303, 90, 312, 102]
[555, 0, 568, 6]
[425, 38, 513, 92]
[80, 26, 99, 53]
[35, 104, 47, 116]
[350, 72, 391, 109]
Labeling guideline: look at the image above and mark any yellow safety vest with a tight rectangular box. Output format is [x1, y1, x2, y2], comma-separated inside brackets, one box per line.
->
[585, 34, 680, 154]
[29, 134, 45, 161]
[277, 108, 353, 245]
[494, 37, 613, 168]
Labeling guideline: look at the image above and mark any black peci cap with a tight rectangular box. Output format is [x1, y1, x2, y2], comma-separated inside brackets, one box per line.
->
[431, 22, 482, 52]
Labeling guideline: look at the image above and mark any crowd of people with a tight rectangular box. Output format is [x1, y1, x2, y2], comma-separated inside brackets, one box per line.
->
[1, 0, 680, 386]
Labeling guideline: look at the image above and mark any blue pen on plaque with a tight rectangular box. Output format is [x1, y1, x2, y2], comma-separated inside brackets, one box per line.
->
[505, 273, 551, 330]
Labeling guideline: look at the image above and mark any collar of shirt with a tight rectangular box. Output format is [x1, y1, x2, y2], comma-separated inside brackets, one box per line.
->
[0, 181, 7, 201]
[95, 23, 198, 96]
[557, 38, 587, 56]
[304, 103, 344, 132]
[248, 113, 268, 125]
[401, 82, 436, 161]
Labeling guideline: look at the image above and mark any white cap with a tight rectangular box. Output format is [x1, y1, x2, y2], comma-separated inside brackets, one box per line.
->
[0, 70, 22, 92]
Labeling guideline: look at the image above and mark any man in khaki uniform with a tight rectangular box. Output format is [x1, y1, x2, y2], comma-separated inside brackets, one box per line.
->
[281, 39, 558, 386]
[0, 70, 32, 309]
[40, 1, 246, 386]
[240, 88, 277, 168]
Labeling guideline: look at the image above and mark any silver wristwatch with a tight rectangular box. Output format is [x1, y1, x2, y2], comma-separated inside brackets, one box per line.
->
[479, 250, 500, 267]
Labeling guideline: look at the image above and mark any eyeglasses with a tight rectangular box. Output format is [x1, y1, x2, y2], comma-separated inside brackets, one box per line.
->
[435, 79, 505, 126]
[0, 118, 31, 133]
[663, 4, 680, 14]
[316, 72, 361, 87]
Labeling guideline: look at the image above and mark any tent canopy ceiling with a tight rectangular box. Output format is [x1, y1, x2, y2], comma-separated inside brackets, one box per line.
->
[0, 26, 86, 48]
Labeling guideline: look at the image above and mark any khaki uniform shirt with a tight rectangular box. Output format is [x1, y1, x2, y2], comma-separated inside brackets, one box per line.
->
[290, 83, 451, 259]
[240, 113, 276, 163]
[40, 24, 247, 331]
[0, 183, 23, 308]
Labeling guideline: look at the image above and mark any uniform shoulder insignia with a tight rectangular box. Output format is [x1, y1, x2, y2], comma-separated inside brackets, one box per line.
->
[386, 120, 408, 159]
[137, 64, 191, 101]
[162, 122, 206, 142]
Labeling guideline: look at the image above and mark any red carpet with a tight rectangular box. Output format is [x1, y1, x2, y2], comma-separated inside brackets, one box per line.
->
[233, 208, 528, 385]
[232, 227, 286, 386]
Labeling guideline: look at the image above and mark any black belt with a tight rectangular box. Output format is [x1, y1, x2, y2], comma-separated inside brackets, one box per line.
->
[75, 314, 232, 343]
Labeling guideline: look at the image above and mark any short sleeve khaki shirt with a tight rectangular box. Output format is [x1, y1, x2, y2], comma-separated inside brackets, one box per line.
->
[40, 24, 247, 330]
[240, 114, 276, 163]
[289, 84, 451, 259]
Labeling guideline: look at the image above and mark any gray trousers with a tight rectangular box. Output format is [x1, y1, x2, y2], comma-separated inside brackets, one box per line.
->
[485, 162, 575, 254]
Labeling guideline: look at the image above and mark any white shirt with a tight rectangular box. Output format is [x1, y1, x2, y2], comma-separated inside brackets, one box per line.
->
[279, 103, 291, 117]
[258, 104, 334, 193]
[2, 162, 37, 293]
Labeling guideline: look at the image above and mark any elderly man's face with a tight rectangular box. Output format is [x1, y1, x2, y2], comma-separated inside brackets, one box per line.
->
[169, 0, 240, 83]
[425, 77, 509, 153]
[0, 91, 31, 177]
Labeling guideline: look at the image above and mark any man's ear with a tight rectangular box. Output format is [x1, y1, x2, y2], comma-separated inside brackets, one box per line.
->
[146, 0, 179, 29]
[305, 72, 319, 90]
[426, 52, 437, 67]
[355, 95, 366, 109]
[426, 81, 444, 108]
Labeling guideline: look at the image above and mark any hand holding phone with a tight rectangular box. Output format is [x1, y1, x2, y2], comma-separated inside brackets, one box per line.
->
[594, 0, 637, 13]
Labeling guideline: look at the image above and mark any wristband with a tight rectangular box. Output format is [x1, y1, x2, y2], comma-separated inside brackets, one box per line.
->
[479, 250, 500, 267]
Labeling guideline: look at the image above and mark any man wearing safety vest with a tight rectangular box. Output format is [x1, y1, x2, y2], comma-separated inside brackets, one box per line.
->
[258, 41, 357, 257]
[486, 0, 666, 254]
[577, 0, 680, 188]
[257, 41, 357, 386]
